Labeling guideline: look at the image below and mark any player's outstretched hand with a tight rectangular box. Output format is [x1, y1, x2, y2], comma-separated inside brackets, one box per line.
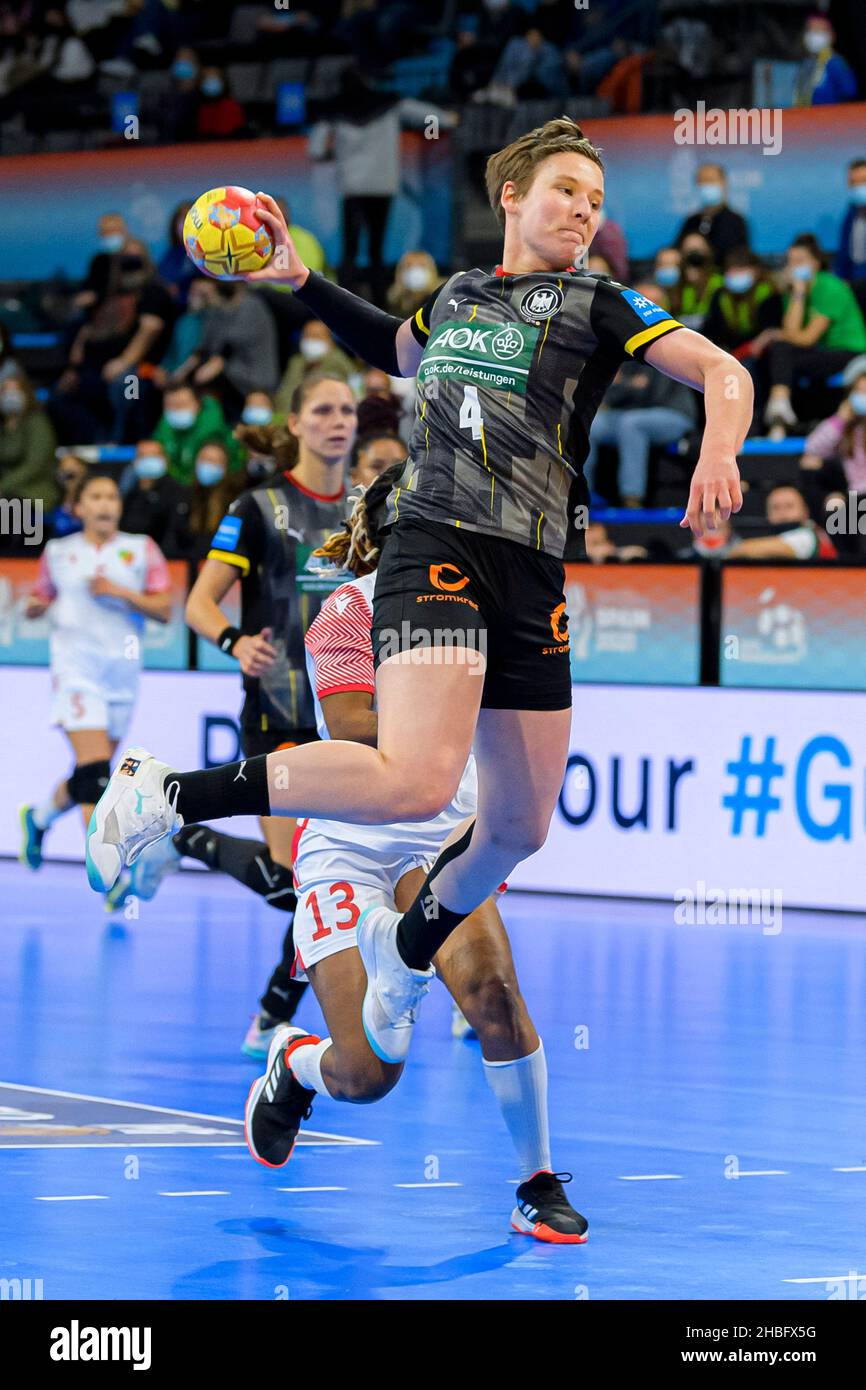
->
[243, 193, 309, 289]
[680, 453, 743, 536]
[234, 626, 277, 677]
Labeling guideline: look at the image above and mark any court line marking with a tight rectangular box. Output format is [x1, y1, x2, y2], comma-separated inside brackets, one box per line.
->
[394, 1182, 463, 1188]
[0, 1081, 377, 1147]
[834, 1166, 866, 1172]
[731, 1169, 788, 1177]
[784, 1276, 859, 1284]
[36, 1195, 109, 1202]
[618, 1174, 683, 1181]
[158, 1190, 230, 1197]
[277, 1186, 348, 1193]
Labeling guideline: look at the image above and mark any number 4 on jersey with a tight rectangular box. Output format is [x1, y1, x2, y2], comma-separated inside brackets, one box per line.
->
[459, 384, 485, 441]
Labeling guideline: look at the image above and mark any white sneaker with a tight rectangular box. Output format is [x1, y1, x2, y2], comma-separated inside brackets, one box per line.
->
[128, 832, 182, 902]
[85, 747, 183, 894]
[356, 905, 434, 1065]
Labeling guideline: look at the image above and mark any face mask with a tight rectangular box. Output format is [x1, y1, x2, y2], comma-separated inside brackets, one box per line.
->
[850, 392, 866, 416]
[247, 457, 273, 479]
[100, 233, 125, 254]
[196, 459, 225, 487]
[790, 263, 814, 282]
[804, 29, 830, 55]
[401, 265, 431, 291]
[173, 60, 196, 80]
[0, 391, 24, 414]
[201, 77, 224, 97]
[698, 183, 723, 208]
[850, 186, 866, 207]
[300, 338, 329, 362]
[134, 453, 167, 480]
[684, 250, 710, 269]
[724, 271, 755, 294]
[165, 408, 196, 430]
[242, 405, 273, 426]
[655, 265, 680, 287]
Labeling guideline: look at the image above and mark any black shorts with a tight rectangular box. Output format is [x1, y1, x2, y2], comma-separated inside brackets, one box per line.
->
[240, 723, 319, 760]
[371, 516, 572, 711]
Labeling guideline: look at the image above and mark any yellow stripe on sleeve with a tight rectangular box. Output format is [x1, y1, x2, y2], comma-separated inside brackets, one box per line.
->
[414, 306, 430, 337]
[624, 319, 683, 357]
[207, 549, 250, 575]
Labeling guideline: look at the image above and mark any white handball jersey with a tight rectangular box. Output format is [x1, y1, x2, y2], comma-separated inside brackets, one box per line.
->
[303, 570, 478, 849]
[33, 530, 171, 703]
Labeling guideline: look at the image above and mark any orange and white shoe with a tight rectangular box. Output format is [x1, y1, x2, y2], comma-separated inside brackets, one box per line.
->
[511, 1170, 589, 1244]
[244, 1025, 319, 1169]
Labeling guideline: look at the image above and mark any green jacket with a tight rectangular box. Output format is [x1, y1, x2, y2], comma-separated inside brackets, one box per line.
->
[0, 409, 58, 507]
[153, 394, 244, 486]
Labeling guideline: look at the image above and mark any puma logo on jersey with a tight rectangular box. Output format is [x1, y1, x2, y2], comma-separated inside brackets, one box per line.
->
[234, 761, 247, 783]
[448, 297, 464, 311]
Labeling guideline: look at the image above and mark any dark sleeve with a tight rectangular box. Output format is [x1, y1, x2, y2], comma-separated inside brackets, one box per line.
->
[590, 279, 685, 363]
[83, 253, 111, 296]
[206, 489, 264, 577]
[701, 288, 728, 348]
[138, 283, 174, 323]
[409, 283, 447, 347]
[756, 291, 783, 333]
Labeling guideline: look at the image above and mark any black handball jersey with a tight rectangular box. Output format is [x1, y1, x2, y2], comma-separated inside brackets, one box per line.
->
[385, 267, 685, 560]
[208, 472, 347, 730]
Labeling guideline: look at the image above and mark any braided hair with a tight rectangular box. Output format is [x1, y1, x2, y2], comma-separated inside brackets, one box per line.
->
[313, 460, 407, 577]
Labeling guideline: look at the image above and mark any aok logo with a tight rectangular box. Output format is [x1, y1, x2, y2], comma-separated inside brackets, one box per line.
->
[429, 563, 470, 593]
[432, 324, 526, 361]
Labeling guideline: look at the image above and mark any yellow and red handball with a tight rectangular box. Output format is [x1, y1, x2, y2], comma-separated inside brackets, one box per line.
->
[183, 186, 274, 279]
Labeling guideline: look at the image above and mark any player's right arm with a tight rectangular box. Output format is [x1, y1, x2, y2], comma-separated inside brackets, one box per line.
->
[25, 546, 57, 618]
[246, 192, 431, 378]
[185, 496, 276, 677]
[305, 584, 378, 746]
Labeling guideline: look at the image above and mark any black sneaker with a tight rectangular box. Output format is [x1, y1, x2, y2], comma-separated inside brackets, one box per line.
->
[172, 824, 220, 867]
[245, 1025, 319, 1168]
[511, 1170, 589, 1244]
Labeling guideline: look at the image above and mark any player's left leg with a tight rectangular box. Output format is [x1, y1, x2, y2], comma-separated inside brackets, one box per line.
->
[65, 727, 114, 830]
[433, 894, 588, 1244]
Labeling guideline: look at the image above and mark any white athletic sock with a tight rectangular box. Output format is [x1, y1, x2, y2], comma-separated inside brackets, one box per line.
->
[32, 796, 71, 831]
[288, 1038, 334, 1097]
[483, 1041, 552, 1182]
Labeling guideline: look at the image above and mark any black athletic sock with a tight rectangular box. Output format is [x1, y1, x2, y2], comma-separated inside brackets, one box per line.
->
[168, 756, 270, 824]
[395, 820, 477, 970]
[261, 918, 309, 1022]
[174, 827, 298, 910]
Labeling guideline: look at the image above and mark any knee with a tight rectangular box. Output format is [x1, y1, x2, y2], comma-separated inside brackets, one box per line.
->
[460, 975, 524, 1045]
[489, 817, 548, 859]
[390, 763, 460, 822]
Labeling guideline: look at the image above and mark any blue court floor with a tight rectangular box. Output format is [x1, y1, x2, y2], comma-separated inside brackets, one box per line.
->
[1, 860, 865, 1301]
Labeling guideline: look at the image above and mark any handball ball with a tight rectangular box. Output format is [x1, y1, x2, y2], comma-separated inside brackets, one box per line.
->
[183, 186, 273, 280]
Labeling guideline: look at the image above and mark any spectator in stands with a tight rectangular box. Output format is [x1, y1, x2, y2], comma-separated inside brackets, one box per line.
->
[386, 252, 442, 319]
[333, 0, 423, 68]
[583, 289, 697, 507]
[834, 159, 866, 319]
[188, 440, 240, 556]
[121, 438, 192, 558]
[0, 372, 58, 509]
[449, 16, 497, 104]
[0, 321, 21, 384]
[309, 65, 457, 306]
[155, 276, 217, 388]
[157, 202, 196, 307]
[275, 321, 353, 416]
[794, 14, 857, 107]
[274, 198, 327, 279]
[764, 233, 866, 432]
[801, 362, 866, 495]
[653, 246, 682, 306]
[51, 236, 175, 443]
[727, 485, 837, 561]
[479, 18, 570, 105]
[677, 515, 737, 561]
[671, 233, 723, 330]
[587, 253, 615, 278]
[584, 522, 648, 564]
[350, 428, 407, 488]
[703, 250, 783, 356]
[44, 451, 86, 539]
[153, 385, 242, 486]
[195, 64, 246, 140]
[590, 209, 629, 284]
[257, 3, 344, 58]
[193, 282, 279, 420]
[676, 165, 749, 267]
[241, 391, 279, 429]
[160, 46, 200, 143]
[74, 211, 129, 311]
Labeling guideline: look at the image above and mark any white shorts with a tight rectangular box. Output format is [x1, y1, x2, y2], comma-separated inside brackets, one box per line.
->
[290, 820, 452, 981]
[51, 682, 134, 741]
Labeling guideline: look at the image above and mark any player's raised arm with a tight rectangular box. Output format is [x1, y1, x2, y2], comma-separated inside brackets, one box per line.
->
[246, 192, 429, 378]
[643, 327, 752, 536]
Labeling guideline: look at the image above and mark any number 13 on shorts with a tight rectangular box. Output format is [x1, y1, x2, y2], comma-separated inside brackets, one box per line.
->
[305, 881, 360, 941]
